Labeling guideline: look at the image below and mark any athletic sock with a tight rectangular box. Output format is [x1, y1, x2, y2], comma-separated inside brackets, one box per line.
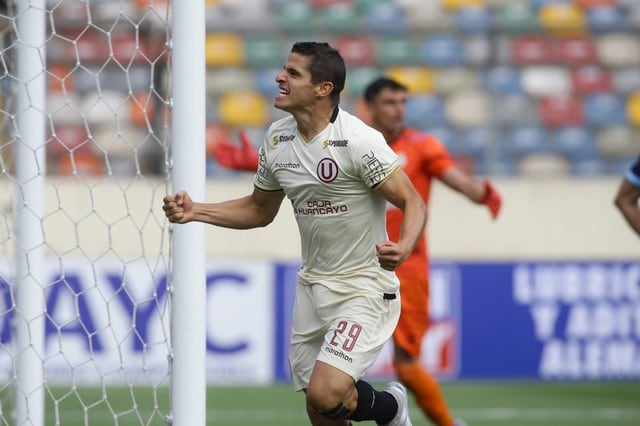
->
[348, 380, 397, 424]
[395, 361, 455, 426]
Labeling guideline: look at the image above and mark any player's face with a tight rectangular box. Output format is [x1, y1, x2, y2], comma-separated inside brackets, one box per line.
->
[274, 53, 319, 113]
[369, 88, 407, 137]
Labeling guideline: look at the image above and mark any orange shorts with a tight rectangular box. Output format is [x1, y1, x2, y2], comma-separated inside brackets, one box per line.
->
[392, 266, 429, 358]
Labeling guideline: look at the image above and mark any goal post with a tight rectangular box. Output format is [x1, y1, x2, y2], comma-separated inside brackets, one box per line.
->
[0, 0, 208, 425]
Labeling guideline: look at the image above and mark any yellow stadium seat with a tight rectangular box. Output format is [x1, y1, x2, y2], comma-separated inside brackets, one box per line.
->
[538, 4, 586, 37]
[627, 92, 640, 127]
[205, 33, 245, 67]
[385, 66, 434, 93]
[218, 90, 269, 127]
[440, 0, 485, 11]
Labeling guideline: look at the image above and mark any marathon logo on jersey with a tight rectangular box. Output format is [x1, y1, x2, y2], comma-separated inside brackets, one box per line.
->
[324, 346, 353, 363]
[271, 134, 295, 147]
[322, 139, 349, 149]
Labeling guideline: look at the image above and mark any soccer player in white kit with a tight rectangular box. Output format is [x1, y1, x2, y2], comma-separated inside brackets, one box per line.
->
[163, 42, 426, 426]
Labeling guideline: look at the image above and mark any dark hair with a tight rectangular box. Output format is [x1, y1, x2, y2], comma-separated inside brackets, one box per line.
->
[291, 41, 345, 105]
[363, 77, 408, 103]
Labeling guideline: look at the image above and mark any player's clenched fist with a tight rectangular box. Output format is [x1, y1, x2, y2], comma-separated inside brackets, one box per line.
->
[162, 191, 193, 223]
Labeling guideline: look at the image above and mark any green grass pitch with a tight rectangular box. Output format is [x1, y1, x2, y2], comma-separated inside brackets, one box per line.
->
[3, 380, 639, 425]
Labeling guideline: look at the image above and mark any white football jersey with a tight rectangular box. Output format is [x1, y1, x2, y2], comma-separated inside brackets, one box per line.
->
[254, 108, 400, 289]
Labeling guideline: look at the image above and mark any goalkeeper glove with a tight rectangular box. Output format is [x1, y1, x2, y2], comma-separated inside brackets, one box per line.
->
[212, 130, 259, 172]
[482, 180, 502, 220]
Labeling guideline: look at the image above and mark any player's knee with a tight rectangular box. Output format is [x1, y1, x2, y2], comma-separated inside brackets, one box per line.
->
[306, 387, 351, 420]
[314, 402, 351, 420]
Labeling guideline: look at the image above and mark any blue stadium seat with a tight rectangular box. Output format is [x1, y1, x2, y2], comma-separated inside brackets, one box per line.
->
[419, 35, 465, 67]
[503, 124, 551, 156]
[586, 5, 626, 33]
[492, 94, 539, 127]
[569, 156, 609, 176]
[551, 126, 598, 160]
[405, 95, 447, 129]
[254, 68, 280, 97]
[422, 126, 455, 149]
[362, 2, 408, 34]
[583, 93, 627, 127]
[481, 66, 522, 94]
[454, 6, 493, 34]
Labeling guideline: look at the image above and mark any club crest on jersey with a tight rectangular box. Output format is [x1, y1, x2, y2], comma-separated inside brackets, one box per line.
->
[322, 139, 349, 149]
[271, 134, 295, 146]
[317, 158, 339, 183]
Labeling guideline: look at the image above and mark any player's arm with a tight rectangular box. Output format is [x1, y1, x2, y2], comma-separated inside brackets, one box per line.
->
[614, 178, 640, 237]
[375, 168, 427, 271]
[439, 167, 502, 219]
[163, 187, 285, 229]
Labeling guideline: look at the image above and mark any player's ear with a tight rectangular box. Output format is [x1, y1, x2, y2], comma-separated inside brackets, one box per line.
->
[316, 81, 334, 98]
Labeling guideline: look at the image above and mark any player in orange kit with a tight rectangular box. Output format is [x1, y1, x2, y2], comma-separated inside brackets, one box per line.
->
[214, 76, 502, 426]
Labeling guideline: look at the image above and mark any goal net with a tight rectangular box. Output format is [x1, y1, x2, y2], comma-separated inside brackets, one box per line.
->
[0, 0, 173, 424]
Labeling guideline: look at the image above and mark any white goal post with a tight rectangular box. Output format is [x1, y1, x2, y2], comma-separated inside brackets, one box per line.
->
[0, 1, 207, 425]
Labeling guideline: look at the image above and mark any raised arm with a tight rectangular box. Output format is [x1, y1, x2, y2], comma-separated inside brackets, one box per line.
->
[614, 178, 640, 237]
[438, 167, 502, 219]
[375, 169, 427, 271]
[162, 186, 285, 229]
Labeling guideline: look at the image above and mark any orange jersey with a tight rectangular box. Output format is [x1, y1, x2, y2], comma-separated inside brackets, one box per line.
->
[386, 128, 455, 274]
[387, 128, 455, 358]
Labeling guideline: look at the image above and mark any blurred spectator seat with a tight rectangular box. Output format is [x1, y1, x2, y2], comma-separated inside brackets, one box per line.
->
[405, 95, 446, 129]
[346, 67, 381, 96]
[55, 151, 105, 176]
[277, 2, 313, 32]
[481, 66, 521, 93]
[80, 90, 130, 128]
[310, 0, 352, 7]
[521, 66, 572, 97]
[494, 4, 540, 33]
[316, 3, 361, 33]
[333, 36, 377, 66]
[423, 127, 455, 149]
[492, 93, 539, 127]
[440, 0, 486, 11]
[552, 126, 598, 161]
[538, 94, 584, 128]
[570, 156, 609, 175]
[574, 0, 618, 8]
[538, 4, 587, 37]
[218, 90, 269, 127]
[596, 125, 638, 160]
[518, 153, 571, 177]
[583, 93, 627, 127]
[419, 34, 465, 67]
[444, 90, 491, 128]
[401, 1, 455, 30]
[205, 33, 244, 67]
[612, 68, 640, 94]
[552, 36, 598, 67]
[627, 92, 640, 127]
[363, 2, 408, 34]
[48, 92, 83, 126]
[503, 124, 550, 157]
[386, 66, 435, 93]
[47, 64, 74, 92]
[433, 68, 477, 94]
[129, 91, 157, 129]
[354, 0, 389, 10]
[244, 37, 287, 68]
[571, 66, 613, 94]
[464, 36, 492, 66]
[205, 68, 254, 94]
[585, 5, 626, 33]
[376, 37, 419, 65]
[254, 68, 280, 98]
[455, 126, 494, 159]
[48, 125, 91, 157]
[454, 6, 493, 34]
[510, 35, 553, 65]
[596, 34, 640, 67]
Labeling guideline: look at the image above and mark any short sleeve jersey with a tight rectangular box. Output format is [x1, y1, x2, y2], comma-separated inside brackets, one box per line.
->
[254, 108, 400, 287]
[385, 129, 455, 272]
[626, 155, 640, 187]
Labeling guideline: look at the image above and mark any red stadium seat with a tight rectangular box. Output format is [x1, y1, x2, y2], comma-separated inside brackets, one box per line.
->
[510, 36, 553, 65]
[538, 94, 585, 128]
[574, 0, 618, 9]
[333, 36, 377, 66]
[310, 0, 351, 8]
[571, 66, 613, 94]
[552, 37, 598, 66]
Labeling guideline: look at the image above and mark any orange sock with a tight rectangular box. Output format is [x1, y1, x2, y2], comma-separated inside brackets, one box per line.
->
[395, 362, 455, 426]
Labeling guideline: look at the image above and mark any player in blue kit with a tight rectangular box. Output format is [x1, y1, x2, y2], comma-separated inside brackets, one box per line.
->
[163, 42, 426, 425]
[614, 155, 640, 236]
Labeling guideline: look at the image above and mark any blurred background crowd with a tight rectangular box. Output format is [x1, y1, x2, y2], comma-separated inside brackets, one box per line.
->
[10, 0, 640, 178]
